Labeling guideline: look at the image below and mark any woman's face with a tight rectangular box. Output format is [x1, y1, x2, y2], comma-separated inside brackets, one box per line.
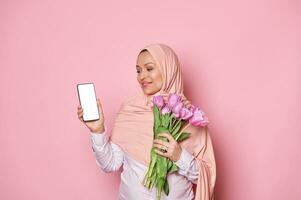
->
[136, 51, 163, 96]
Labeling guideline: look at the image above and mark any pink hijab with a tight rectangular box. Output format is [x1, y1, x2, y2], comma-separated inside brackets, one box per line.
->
[110, 43, 216, 200]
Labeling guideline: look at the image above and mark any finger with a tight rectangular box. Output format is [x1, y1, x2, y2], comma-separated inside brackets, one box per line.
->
[153, 139, 173, 148]
[77, 110, 83, 116]
[96, 98, 104, 114]
[153, 143, 165, 150]
[97, 98, 101, 107]
[77, 108, 83, 114]
[78, 115, 83, 122]
[158, 133, 175, 142]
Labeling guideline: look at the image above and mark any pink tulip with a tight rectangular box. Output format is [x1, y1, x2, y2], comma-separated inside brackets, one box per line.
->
[189, 105, 197, 112]
[180, 107, 194, 120]
[172, 101, 183, 118]
[167, 93, 182, 109]
[161, 105, 171, 115]
[153, 95, 165, 109]
[189, 107, 210, 126]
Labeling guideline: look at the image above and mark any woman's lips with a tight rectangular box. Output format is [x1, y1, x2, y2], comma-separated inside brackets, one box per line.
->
[142, 82, 152, 87]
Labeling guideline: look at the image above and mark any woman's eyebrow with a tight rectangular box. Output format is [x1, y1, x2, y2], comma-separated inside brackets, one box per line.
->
[136, 62, 155, 68]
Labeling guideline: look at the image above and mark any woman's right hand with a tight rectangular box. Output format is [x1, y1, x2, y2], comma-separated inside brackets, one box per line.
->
[77, 98, 105, 134]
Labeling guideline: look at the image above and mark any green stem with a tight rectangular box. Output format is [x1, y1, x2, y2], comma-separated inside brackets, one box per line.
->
[157, 185, 161, 200]
[142, 172, 148, 186]
[171, 115, 176, 127]
[171, 118, 182, 133]
[149, 175, 156, 189]
[175, 122, 191, 141]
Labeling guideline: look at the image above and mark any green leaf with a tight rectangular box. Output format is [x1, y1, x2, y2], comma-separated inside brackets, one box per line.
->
[156, 156, 167, 177]
[167, 159, 173, 170]
[168, 116, 174, 131]
[157, 126, 169, 135]
[163, 179, 169, 195]
[153, 106, 161, 135]
[169, 163, 179, 173]
[162, 114, 170, 128]
[157, 177, 165, 200]
[176, 132, 191, 142]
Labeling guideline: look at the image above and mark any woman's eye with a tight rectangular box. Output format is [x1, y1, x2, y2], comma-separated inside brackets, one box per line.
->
[136, 68, 153, 73]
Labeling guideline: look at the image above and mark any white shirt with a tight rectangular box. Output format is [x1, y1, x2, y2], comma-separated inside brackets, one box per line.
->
[90, 126, 200, 200]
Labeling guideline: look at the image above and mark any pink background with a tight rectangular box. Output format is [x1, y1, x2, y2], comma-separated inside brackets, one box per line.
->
[0, 0, 300, 199]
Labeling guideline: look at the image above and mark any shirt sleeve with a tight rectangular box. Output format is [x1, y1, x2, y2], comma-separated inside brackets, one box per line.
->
[174, 148, 200, 184]
[90, 125, 124, 173]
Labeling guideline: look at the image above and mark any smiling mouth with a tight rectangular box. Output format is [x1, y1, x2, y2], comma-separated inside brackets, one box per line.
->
[141, 82, 152, 87]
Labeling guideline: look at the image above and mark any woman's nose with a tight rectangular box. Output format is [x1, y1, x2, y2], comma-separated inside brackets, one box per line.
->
[139, 69, 148, 80]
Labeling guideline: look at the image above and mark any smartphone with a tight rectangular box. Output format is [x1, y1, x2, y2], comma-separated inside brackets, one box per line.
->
[77, 83, 100, 122]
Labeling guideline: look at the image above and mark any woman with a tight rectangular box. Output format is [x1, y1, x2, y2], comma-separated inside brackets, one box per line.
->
[77, 43, 216, 200]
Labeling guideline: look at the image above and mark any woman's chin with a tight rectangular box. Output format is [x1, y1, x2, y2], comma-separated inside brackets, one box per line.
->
[141, 89, 153, 95]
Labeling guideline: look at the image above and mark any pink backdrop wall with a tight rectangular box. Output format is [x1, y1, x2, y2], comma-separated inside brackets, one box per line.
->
[0, 0, 299, 199]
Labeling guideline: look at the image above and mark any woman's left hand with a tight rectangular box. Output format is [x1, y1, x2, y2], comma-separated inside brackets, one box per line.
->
[153, 132, 182, 162]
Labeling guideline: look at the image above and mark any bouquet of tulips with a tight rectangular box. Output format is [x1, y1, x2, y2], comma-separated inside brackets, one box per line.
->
[142, 93, 209, 200]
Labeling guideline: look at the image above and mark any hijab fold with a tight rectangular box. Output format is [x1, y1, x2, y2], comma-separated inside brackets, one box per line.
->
[110, 43, 216, 200]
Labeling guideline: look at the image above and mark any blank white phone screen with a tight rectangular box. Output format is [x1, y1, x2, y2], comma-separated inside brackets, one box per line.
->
[77, 83, 100, 121]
